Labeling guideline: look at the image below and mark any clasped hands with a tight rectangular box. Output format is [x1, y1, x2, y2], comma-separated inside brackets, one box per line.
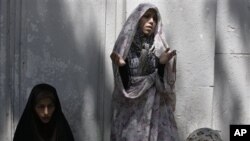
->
[110, 48, 176, 67]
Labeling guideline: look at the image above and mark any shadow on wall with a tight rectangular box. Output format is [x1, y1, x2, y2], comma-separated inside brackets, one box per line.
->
[42, 1, 109, 141]
[214, 0, 250, 140]
[214, 37, 242, 141]
[228, 0, 250, 50]
[13, 0, 110, 141]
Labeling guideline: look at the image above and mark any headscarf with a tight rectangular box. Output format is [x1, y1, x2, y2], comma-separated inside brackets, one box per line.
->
[13, 83, 74, 141]
[112, 3, 169, 59]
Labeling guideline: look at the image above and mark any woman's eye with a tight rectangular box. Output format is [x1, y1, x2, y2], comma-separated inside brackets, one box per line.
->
[48, 104, 54, 108]
[153, 16, 157, 21]
[38, 105, 45, 109]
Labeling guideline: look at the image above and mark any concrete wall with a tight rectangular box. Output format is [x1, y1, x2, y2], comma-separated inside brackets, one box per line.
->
[213, 0, 250, 141]
[1, 0, 108, 141]
[0, 0, 249, 141]
[0, 0, 12, 141]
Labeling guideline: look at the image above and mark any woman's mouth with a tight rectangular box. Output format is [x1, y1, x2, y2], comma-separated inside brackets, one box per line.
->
[145, 26, 152, 29]
[41, 117, 51, 123]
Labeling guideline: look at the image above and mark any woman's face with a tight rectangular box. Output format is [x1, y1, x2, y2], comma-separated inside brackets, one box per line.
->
[35, 97, 55, 123]
[139, 9, 157, 36]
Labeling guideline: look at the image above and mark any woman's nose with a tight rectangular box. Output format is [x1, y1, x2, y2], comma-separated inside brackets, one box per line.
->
[44, 107, 48, 115]
[148, 17, 154, 24]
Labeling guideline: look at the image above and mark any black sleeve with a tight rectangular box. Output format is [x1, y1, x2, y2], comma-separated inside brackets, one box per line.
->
[119, 61, 130, 89]
[58, 115, 75, 141]
[156, 57, 165, 82]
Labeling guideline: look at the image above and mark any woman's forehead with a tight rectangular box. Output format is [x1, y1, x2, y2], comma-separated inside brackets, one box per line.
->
[35, 91, 55, 103]
[144, 8, 157, 15]
[36, 97, 54, 105]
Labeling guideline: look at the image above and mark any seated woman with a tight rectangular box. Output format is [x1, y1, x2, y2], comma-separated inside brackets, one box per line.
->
[13, 83, 74, 141]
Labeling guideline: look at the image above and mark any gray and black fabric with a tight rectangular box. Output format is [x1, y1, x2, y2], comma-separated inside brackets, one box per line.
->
[111, 3, 179, 141]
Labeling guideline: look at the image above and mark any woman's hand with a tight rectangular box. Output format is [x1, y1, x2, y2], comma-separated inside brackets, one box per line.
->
[110, 52, 126, 66]
[159, 48, 176, 64]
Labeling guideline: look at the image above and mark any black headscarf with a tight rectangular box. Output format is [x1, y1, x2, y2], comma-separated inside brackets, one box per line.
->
[13, 83, 74, 141]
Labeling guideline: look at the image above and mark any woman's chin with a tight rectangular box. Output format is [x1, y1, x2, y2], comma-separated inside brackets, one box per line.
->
[143, 30, 153, 36]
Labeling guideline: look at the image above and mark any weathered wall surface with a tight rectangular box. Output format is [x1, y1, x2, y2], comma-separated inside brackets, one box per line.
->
[1, 0, 107, 141]
[0, 0, 249, 141]
[0, 0, 12, 141]
[19, 1, 107, 141]
[213, 0, 250, 141]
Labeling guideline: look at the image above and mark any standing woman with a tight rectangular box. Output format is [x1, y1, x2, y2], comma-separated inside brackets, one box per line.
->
[13, 83, 74, 141]
[110, 3, 179, 141]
